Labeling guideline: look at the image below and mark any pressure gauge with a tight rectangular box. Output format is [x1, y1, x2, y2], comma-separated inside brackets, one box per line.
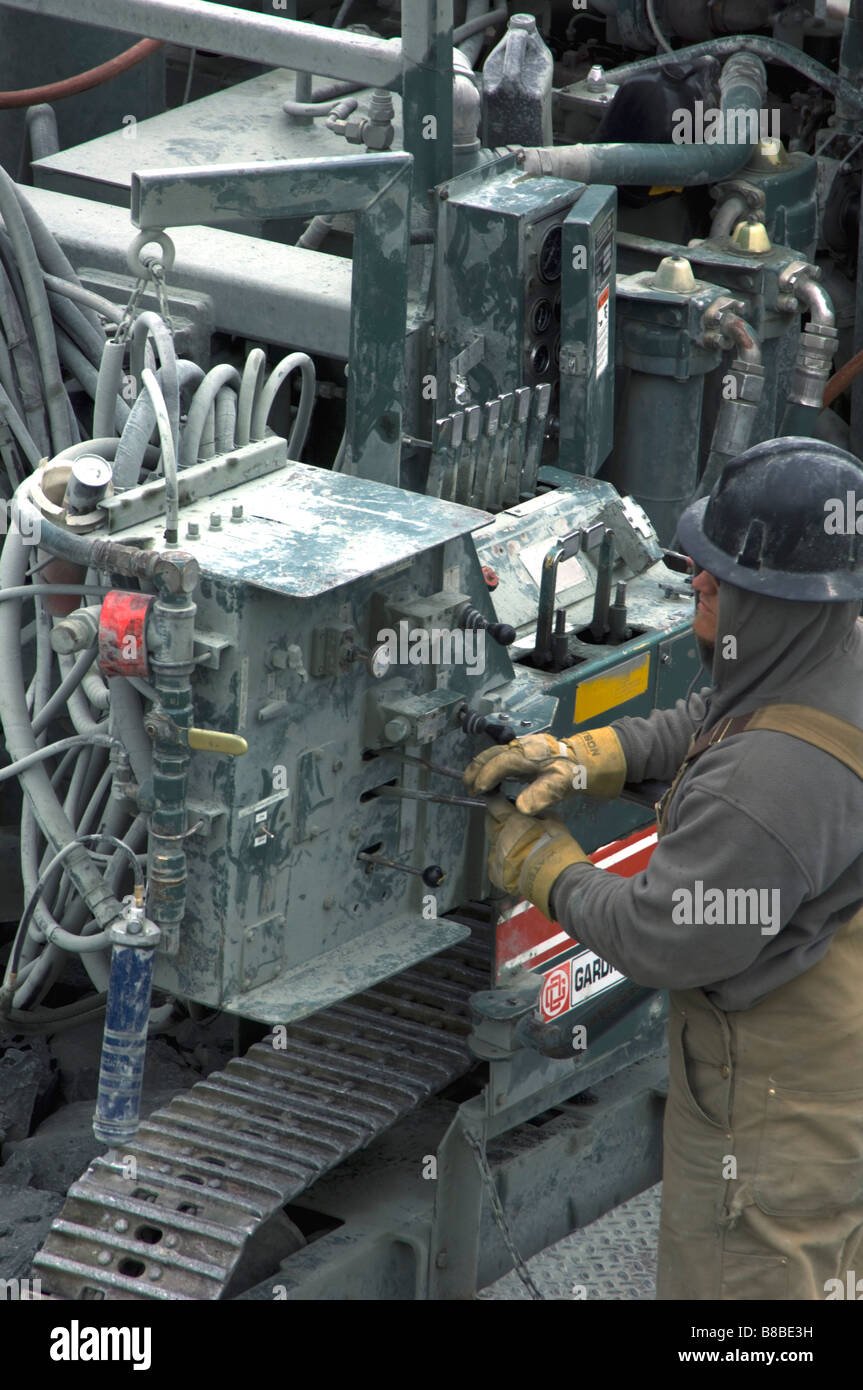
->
[367, 642, 393, 680]
[538, 224, 562, 283]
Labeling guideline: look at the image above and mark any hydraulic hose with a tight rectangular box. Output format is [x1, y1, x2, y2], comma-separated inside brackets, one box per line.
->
[93, 339, 128, 440]
[180, 363, 241, 467]
[25, 103, 59, 161]
[0, 162, 72, 454]
[236, 347, 267, 448]
[517, 52, 767, 185]
[250, 351, 315, 456]
[129, 312, 180, 464]
[0, 523, 124, 930]
[0, 39, 164, 110]
[141, 367, 179, 545]
[214, 385, 237, 454]
[114, 358, 204, 488]
[606, 34, 863, 116]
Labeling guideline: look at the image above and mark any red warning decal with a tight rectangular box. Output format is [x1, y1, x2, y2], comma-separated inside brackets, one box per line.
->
[495, 821, 657, 984]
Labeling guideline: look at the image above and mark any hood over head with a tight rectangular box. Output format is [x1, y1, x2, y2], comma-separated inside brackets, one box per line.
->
[695, 581, 862, 735]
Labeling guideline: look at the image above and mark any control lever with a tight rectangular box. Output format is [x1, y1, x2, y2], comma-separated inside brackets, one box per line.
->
[358, 851, 445, 888]
[457, 604, 516, 647]
[588, 529, 615, 641]
[533, 522, 609, 667]
[458, 707, 516, 744]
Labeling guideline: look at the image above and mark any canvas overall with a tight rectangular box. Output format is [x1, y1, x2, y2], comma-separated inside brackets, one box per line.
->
[654, 704, 863, 1299]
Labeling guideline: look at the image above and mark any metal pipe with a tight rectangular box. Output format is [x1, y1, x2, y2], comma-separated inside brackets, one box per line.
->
[131, 153, 411, 485]
[710, 193, 747, 239]
[780, 271, 839, 437]
[697, 314, 764, 498]
[458, 0, 496, 66]
[793, 274, 836, 331]
[0, 0, 403, 88]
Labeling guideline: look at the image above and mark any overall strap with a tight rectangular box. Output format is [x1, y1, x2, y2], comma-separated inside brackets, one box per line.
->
[656, 702, 863, 837]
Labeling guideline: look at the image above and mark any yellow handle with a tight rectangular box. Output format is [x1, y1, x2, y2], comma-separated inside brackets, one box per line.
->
[187, 727, 248, 756]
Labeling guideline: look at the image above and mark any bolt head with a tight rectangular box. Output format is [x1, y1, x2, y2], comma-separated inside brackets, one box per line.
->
[231, 504, 243, 522]
[209, 512, 222, 530]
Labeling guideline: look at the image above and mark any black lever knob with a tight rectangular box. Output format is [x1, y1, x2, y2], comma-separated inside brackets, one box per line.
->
[459, 605, 516, 647]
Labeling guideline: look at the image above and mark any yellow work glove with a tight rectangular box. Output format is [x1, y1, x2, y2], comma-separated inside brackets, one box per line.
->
[464, 726, 626, 815]
[486, 797, 592, 921]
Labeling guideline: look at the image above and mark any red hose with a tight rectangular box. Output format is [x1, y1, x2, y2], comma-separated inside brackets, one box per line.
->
[822, 348, 863, 410]
[0, 38, 164, 110]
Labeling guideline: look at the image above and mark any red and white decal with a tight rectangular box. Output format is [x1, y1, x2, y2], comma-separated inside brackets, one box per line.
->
[540, 966, 571, 1018]
[495, 822, 657, 999]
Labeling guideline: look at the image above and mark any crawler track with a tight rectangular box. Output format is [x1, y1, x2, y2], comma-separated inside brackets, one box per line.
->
[33, 935, 489, 1300]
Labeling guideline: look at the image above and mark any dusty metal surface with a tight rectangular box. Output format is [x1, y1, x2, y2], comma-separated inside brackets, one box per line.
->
[32, 935, 490, 1300]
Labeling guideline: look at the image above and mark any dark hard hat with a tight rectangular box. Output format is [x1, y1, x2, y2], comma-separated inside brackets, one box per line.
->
[676, 436, 863, 600]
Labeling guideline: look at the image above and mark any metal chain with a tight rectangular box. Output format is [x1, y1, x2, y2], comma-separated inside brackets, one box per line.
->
[111, 275, 148, 345]
[149, 261, 175, 335]
[110, 257, 175, 347]
[463, 1128, 546, 1300]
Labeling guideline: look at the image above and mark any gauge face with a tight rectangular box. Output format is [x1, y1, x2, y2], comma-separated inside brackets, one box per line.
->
[531, 298, 553, 335]
[538, 224, 562, 283]
[368, 643, 392, 680]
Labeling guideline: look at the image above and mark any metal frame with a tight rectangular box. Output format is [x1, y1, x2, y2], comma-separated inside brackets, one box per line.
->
[131, 153, 412, 484]
[1, 0, 455, 187]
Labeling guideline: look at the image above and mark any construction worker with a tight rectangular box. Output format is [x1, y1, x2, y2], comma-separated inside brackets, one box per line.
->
[464, 437, 863, 1300]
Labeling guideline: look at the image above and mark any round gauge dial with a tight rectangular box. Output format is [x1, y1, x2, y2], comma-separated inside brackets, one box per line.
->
[368, 643, 393, 680]
[538, 224, 562, 283]
[530, 342, 550, 375]
[531, 298, 553, 335]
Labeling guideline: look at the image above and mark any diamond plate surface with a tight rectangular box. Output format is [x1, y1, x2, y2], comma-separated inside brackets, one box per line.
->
[478, 1182, 661, 1301]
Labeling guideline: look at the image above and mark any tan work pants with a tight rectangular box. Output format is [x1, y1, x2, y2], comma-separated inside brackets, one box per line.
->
[657, 912, 863, 1299]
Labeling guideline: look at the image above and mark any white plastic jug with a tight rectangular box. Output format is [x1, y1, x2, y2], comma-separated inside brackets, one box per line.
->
[481, 12, 553, 148]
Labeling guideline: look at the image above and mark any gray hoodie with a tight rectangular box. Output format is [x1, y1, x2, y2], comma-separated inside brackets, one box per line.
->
[548, 583, 863, 1010]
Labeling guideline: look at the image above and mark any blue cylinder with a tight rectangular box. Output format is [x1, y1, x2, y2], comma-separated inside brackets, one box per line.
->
[93, 915, 159, 1145]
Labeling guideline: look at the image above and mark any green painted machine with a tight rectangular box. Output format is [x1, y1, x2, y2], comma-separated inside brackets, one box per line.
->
[0, 0, 859, 1301]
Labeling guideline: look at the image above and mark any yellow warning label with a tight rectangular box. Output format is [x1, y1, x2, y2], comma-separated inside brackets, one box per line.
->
[574, 652, 650, 724]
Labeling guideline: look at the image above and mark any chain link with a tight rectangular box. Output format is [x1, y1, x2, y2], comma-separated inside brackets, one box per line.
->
[111, 274, 148, 345]
[111, 255, 175, 346]
[149, 261, 175, 335]
[463, 1128, 546, 1300]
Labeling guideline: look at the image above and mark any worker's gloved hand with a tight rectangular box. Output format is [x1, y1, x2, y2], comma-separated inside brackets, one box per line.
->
[486, 797, 591, 920]
[464, 727, 626, 815]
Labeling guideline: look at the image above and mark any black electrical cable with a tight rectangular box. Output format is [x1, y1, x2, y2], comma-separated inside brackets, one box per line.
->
[0, 993, 109, 1034]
